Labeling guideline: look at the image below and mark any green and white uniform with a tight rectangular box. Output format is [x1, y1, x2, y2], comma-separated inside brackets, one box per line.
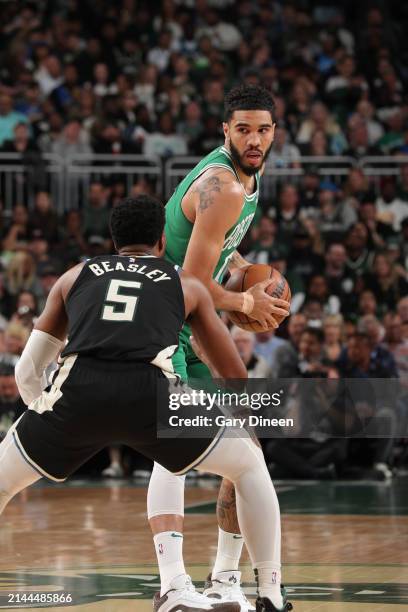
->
[165, 146, 260, 380]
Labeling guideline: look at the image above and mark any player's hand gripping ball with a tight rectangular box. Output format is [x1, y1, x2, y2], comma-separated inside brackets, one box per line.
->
[225, 263, 291, 332]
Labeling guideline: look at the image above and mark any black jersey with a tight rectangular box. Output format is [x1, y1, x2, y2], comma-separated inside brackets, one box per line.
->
[61, 255, 185, 371]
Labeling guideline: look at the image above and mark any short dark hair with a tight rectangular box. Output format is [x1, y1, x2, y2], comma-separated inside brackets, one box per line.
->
[110, 195, 165, 249]
[348, 332, 370, 345]
[302, 326, 324, 344]
[224, 84, 275, 122]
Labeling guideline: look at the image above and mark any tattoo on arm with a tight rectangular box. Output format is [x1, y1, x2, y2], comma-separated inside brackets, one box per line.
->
[194, 174, 229, 213]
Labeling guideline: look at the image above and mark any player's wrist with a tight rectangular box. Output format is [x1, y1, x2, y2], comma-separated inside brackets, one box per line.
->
[241, 292, 254, 315]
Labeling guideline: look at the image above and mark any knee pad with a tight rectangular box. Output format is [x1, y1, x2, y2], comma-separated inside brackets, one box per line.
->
[147, 462, 186, 519]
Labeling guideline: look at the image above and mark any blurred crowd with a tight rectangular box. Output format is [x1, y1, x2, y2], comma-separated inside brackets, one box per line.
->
[1, 0, 408, 478]
[0, 0, 407, 160]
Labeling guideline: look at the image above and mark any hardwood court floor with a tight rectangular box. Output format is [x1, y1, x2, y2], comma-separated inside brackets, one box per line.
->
[0, 477, 407, 610]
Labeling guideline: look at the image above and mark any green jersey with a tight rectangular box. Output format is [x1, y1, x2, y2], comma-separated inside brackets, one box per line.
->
[165, 146, 260, 283]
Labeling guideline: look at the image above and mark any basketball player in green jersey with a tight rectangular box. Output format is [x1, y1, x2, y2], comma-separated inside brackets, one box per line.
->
[148, 85, 291, 612]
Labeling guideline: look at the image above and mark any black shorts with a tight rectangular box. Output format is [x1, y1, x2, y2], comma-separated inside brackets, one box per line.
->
[13, 355, 222, 481]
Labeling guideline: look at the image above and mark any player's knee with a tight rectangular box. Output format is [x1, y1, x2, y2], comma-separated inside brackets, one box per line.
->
[147, 462, 186, 519]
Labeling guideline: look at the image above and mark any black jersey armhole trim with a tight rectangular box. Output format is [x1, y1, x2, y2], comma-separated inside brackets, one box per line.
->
[64, 261, 90, 305]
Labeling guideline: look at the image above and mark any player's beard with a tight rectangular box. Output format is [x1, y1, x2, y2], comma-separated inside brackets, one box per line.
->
[229, 139, 273, 176]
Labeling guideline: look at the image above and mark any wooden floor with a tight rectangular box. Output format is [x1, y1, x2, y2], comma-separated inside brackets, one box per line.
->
[1, 477, 408, 610]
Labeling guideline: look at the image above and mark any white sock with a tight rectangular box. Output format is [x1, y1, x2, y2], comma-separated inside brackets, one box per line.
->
[153, 531, 186, 596]
[212, 528, 243, 577]
[256, 564, 283, 609]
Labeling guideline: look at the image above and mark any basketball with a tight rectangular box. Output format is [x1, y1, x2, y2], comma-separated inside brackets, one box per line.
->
[225, 264, 291, 332]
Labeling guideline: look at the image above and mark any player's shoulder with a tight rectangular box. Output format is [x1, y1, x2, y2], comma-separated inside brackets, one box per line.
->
[195, 165, 241, 193]
[59, 262, 87, 301]
[192, 166, 244, 216]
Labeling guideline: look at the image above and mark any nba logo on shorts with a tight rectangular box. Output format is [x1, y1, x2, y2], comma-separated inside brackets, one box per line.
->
[271, 571, 277, 584]
[158, 544, 164, 555]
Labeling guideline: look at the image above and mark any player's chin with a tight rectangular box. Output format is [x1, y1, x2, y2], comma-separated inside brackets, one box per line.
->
[241, 161, 262, 176]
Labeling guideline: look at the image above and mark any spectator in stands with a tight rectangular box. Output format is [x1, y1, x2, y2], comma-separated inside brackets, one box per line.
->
[35, 55, 65, 98]
[322, 314, 344, 364]
[354, 99, 384, 146]
[37, 262, 61, 311]
[359, 194, 395, 249]
[57, 210, 87, 266]
[266, 127, 301, 169]
[247, 216, 287, 265]
[338, 332, 396, 479]
[231, 326, 271, 378]
[275, 184, 300, 238]
[143, 111, 187, 157]
[301, 299, 325, 325]
[358, 289, 379, 317]
[299, 171, 320, 210]
[28, 191, 59, 245]
[1, 122, 39, 155]
[344, 222, 374, 278]
[82, 182, 110, 239]
[3, 321, 29, 356]
[309, 274, 341, 315]
[0, 360, 25, 441]
[287, 225, 325, 282]
[384, 314, 408, 388]
[255, 329, 290, 374]
[364, 252, 408, 311]
[0, 94, 28, 147]
[376, 177, 408, 232]
[4, 251, 41, 302]
[397, 296, 408, 324]
[325, 53, 368, 119]
[398, 165, 408, 202]
[147, 29, 174, 73]
[10, 290, 38, 330]
[324, 242, 355, 299]
[51, 119, 92, 159]
[304, 128, 330, 156]
[275, 313, 307, 377]
[344, 114, 381, 158]
[306, 181, 357, 243]
[356, 314, 398, 377]
[296, 101, 345, 154]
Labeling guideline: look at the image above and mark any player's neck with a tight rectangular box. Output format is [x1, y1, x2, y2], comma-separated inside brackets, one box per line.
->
[118, 244, 159, 257]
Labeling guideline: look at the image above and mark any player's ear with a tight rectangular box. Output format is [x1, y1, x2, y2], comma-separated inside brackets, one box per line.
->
[223, 121, 229, 141]
[271, 123, 276, 140]
[157, 232, 166, 256]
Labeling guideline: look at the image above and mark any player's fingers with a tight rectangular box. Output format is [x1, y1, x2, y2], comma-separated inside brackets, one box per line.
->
[269, 298, 291, 309]
[268, 305, 290, 317]
[262, 314, 278, 329]
[255, 278, 275, 291]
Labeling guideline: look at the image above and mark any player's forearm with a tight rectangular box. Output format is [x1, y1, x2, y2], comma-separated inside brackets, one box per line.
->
[206, 279, 253, 314]
[15, 330, 63, 405]
[228, 250, 249, 273]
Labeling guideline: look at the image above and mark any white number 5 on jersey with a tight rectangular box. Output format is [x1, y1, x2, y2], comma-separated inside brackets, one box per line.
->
[101, 279, 142, 322]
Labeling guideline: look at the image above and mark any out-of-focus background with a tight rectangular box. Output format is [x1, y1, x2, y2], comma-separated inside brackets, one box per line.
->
[0, 0, 407, 481]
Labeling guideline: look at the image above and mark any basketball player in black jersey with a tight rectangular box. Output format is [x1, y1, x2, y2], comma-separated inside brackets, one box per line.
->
[0, 196, 292, 612]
